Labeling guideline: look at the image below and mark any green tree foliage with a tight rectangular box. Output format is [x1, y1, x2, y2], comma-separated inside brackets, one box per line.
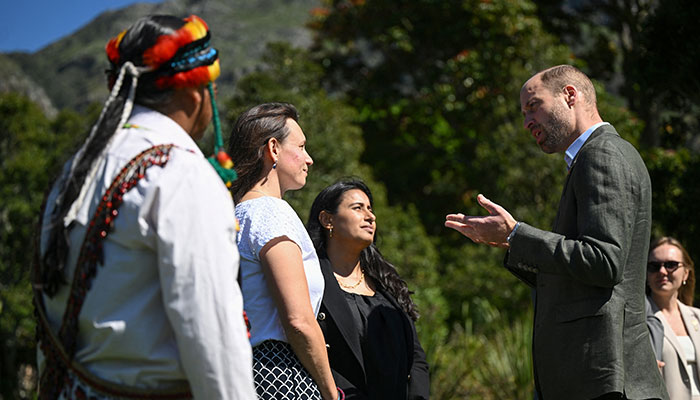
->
[309, 0, 574, 237]
[0, 92, 86, 398]
[306, 2, 656, 396]
[533, 0, 700, 151]
[3, 1, 692, 397]
[425, 298, 535, 398]
[645, 148, 700, 273]
[307, 0, 645, 322]
[638, 0, 700, 150]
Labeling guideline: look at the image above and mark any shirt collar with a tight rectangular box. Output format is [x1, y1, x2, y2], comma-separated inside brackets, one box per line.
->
[564, 122, 609, 168]
[128, 105, 204, 156]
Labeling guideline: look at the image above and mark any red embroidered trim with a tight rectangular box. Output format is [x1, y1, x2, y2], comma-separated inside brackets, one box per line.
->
[35, 144, 193, 399]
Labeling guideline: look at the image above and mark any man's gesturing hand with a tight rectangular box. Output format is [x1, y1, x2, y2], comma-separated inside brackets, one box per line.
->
[444, 194, 518, 248]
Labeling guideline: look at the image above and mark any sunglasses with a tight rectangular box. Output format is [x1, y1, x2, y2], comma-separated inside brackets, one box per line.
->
[647, 261, 683, 273]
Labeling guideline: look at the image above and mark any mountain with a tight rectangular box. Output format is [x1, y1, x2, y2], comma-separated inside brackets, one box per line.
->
[0, 53, 57, 117]
[3, 0, 319, 112]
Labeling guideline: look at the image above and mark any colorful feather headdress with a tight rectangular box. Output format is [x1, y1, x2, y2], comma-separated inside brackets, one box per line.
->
[104, 15, 236, 187]
[105, 15, 220, 89]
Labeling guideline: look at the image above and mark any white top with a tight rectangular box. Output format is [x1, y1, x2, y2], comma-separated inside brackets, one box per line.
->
[679, 336, 700, 396]
[680, 336, 697, 363]
[235, 196, 324, 347]
[39, 106, 256, 399]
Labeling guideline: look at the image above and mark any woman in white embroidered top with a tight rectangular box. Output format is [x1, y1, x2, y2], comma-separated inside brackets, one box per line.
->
[227, 103, 340, 400]
[647, 236, 700, 400]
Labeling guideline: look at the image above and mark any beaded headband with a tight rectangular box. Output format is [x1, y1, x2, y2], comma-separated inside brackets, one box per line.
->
[102, 15, 235, 188]
[105, 15, 220, 89]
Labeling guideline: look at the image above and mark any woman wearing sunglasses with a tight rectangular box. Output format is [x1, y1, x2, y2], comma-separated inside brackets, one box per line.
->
[647, 236, 700, 400]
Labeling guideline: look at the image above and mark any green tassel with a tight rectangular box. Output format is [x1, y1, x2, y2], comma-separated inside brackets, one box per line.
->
[207, 157, 238, 187]
[206, 82, 238, 187]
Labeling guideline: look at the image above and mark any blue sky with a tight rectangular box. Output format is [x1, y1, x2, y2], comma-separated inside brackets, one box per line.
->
[0, 0, 163, 53]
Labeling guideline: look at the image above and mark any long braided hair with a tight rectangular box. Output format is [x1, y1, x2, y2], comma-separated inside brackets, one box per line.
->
[39, 15, 221, 296]
[307, 179, 419, 320]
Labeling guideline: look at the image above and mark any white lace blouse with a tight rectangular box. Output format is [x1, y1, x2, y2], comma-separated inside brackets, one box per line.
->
[235, 196, 324, 347]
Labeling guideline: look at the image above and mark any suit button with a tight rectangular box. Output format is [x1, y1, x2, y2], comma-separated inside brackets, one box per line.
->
[318, 312, 326, 321]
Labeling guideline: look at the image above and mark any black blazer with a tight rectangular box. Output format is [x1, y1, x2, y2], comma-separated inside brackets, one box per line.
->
[316, 256, 430, 399]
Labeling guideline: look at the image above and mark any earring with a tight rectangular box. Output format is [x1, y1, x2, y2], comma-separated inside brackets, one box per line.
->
[684, 280, 688, 285]
[329, 227, 333, 238]
[272, 161, 277, 169]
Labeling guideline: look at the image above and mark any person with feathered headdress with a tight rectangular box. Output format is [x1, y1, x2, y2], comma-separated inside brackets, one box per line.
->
[33, 14, 255, 399]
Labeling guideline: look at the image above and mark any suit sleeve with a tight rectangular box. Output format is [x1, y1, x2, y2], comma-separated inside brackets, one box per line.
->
[503, 251, 537, 288]
[408, 320, 430, 400]
[506, 141, 642, 288]
[646, 297, 664, 360]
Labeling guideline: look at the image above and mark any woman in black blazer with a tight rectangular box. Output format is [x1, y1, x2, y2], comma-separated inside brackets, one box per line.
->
[307, 179, 430, 399]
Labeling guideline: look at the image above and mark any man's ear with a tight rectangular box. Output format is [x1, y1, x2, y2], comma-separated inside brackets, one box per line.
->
[167, 85, 204, 117]
[153, 86, 201, 132]
[193, 85, 209, 110]
[563, 85, 577, 108]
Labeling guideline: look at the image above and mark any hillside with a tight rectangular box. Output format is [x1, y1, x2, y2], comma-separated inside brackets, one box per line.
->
[0, 53, 57, 117]
[3, 0, 319, 112]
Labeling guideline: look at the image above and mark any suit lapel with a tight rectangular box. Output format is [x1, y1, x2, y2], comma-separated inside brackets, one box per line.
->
[655, 305, 688, 367]
[552, 172, 571, 231]
[553, 125, 618, 231]
[680, 302, 700, 375]
[319, 256, 365, 373]
[564, 125, 617, 181]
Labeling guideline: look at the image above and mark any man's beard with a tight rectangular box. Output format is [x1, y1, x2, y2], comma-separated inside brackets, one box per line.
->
[539, 104, 571, 154]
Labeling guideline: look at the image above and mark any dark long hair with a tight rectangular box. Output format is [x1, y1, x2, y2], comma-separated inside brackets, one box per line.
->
[40, 16, 190, 297]
[307, 179, 419, 320]
[227, 102, 299, 203]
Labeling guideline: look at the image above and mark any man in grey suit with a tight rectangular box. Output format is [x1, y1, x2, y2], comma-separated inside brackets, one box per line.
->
[445, 65, 668, 400]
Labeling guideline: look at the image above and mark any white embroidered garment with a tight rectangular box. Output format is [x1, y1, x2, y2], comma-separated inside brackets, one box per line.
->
[235, 196, 324, 347]
[39, 106, 255, 399]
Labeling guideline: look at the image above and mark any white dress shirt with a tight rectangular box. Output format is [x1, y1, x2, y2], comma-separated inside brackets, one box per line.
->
[39, 106, 256, 399]
[564, 121, 610, 168]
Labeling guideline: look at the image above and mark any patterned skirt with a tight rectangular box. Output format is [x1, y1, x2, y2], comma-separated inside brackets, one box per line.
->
[252, 340, 322, 400]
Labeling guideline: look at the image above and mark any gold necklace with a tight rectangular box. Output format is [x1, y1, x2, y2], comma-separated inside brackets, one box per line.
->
[336, 269, 365, 289]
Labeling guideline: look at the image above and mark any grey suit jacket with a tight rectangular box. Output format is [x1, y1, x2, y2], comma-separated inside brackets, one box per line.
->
[651, 300, 700, 400]
[505, 125, 668, 400]
[647, 296, 665, 360]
